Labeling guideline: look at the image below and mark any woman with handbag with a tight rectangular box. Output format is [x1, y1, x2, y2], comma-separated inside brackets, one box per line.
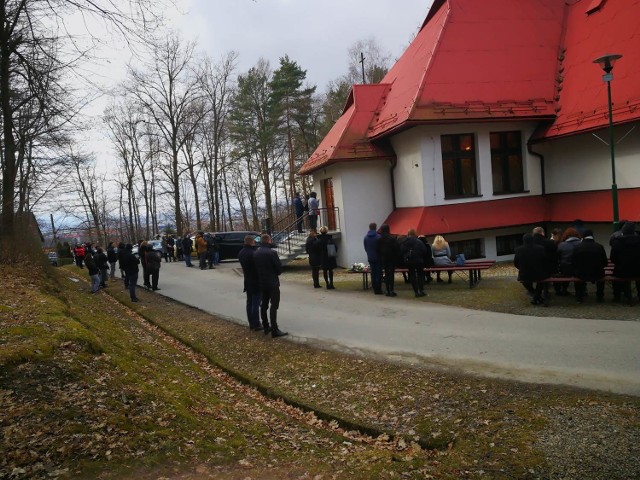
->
[316, 226, 337, 289]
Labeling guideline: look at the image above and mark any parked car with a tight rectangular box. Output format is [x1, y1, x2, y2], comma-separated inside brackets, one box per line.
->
[47, 252, 58, 266]
[132, 239, 163, 259]
[211, 231, 261, 261]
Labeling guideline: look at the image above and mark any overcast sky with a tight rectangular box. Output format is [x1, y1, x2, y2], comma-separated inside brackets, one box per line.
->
[172, 0, 431, 89]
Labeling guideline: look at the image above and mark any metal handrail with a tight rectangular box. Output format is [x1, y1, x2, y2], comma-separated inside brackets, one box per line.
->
[271, 207, 341, 258]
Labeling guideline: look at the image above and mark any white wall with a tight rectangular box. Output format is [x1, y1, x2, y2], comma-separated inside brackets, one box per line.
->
[535, 122, 640, 193]
[312, 161, 394, 267]
[390, 122, 542, 207]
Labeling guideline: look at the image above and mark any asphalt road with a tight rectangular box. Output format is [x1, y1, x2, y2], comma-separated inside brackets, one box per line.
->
[144, 260, 640, 396]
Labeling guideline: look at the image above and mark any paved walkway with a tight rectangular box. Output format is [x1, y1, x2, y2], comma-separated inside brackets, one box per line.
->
[148, 261, 640, 396]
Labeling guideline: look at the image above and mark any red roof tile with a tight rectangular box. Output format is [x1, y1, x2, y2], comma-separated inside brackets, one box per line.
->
[298, 84, 395, 175]
[368, 0, 564, 138]
[537, 0, 640, 140]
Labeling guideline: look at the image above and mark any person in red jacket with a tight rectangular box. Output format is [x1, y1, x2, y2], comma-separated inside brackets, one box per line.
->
[73, 244, 85, 268]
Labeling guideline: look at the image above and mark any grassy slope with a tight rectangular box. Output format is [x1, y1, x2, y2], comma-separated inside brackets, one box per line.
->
[1, 263, 639, 479]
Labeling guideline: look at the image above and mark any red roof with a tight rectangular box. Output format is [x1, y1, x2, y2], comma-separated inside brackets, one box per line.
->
[300, 0, 640, 174]
[537, 0, 640, 140]
[384, 189, 640, 236]
[368, 0, 564, 138]
[298, 85, 395, 175]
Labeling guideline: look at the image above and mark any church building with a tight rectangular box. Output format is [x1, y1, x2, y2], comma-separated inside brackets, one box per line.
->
[299, 0, 640, 266]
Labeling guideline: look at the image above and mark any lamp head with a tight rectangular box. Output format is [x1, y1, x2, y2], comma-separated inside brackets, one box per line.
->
[593, 53, 622, 74]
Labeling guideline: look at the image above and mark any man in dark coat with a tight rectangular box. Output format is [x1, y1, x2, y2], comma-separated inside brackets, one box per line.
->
[106, 242, 118, 281]
[363, 222, 383, 295]
[610, 221, 640, 302]
[95, 247, 109, 288]
[572, 229, 608, 302]
[121, 244, 140, 302]
[377, 224, 400, 297]
[145, 245, 162, 291]
[521, 226, 557, 295]
[238, 235, 262, 330]
[117, 242, 128, 287]
[400, 229, 429, 297]
[182, 234, 193, 267]
[253, 234, 287, 337]
[293, 192, 304, 233]
[514, 233, 549, 305]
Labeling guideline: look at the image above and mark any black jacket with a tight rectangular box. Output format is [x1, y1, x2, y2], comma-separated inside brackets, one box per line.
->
[84, 255, 99, 276]
[106, 246, 117, 263]
[377, 233, 400, 265]
[305, 235, 322, 267]
[400, 237, 428, 267]
[316, 233, 337, 269]
[573, 239, 608, 281]
[514, 243, 549, 282]
[145, 248, 162, 271]
[182, 236, 193, 253]
[557, 237, 581, 276]
[95, 252, 108, 271]
[121, 250, 140, 274]
[238, 245, 259, 293]
[532, 233, 558, 276]
[611, 234, 640, 278]
[253, 245, 282, 289]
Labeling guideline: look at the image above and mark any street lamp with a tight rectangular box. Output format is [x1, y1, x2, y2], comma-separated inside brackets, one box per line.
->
[593, 53, 623, 229]
[218, 178, 226, 231]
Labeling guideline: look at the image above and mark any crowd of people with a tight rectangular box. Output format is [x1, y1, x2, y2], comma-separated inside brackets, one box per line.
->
[360, 223, 457, 298]
[514, 221, 640, 305]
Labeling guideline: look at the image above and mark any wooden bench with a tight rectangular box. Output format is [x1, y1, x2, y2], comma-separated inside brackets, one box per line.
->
[529, 274, 640, 306]
[351, 260, 496, 291]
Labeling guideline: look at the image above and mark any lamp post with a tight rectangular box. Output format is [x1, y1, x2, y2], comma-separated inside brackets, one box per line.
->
[593, 53, 623, 229]
[218, 178, 225, 231]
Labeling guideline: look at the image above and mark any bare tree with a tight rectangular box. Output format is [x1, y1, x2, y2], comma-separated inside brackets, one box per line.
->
[0, 0, 167, 235]
[199, 52, 237, 231]
[128, 33, 208, 237]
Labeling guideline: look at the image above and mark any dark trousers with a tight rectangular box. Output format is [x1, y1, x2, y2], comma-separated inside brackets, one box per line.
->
[323, 268, 334, 287]
[575, 280, 604, 300]
[369, 261, 382, 293]
[143, 266, 150, 287]
[75, 256, 84, 267]
[260, 285, 280, 328]
[246, 290, 261, 328]
[296, 215, 304, 232]
[383, 261, 396, 293]
[184, 252, 193, 267]
[309, 214, 318, 230]
[149, 268, 159, 290]
[408, 265, 424, 294]
[612, 280, 640, 300]
[127, 271, 138, 300]
[311, 266, 320, 287]
[198, 252, 207, 269]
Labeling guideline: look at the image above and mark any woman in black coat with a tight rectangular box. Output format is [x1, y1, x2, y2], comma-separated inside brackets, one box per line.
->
[316, 226, 337, 289]
[305, 229, 322, 288]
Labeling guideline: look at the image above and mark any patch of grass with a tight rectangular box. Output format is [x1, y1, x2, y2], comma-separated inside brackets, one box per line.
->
[102, 268, 640, 479]
[3, 265, 455, 479]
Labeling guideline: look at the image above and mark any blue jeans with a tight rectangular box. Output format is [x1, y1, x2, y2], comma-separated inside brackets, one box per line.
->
[90, 274, 100, 292]
[184, 253, 193, 267]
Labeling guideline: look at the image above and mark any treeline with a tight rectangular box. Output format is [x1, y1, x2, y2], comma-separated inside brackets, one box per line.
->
[0, 0, 393, 246]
